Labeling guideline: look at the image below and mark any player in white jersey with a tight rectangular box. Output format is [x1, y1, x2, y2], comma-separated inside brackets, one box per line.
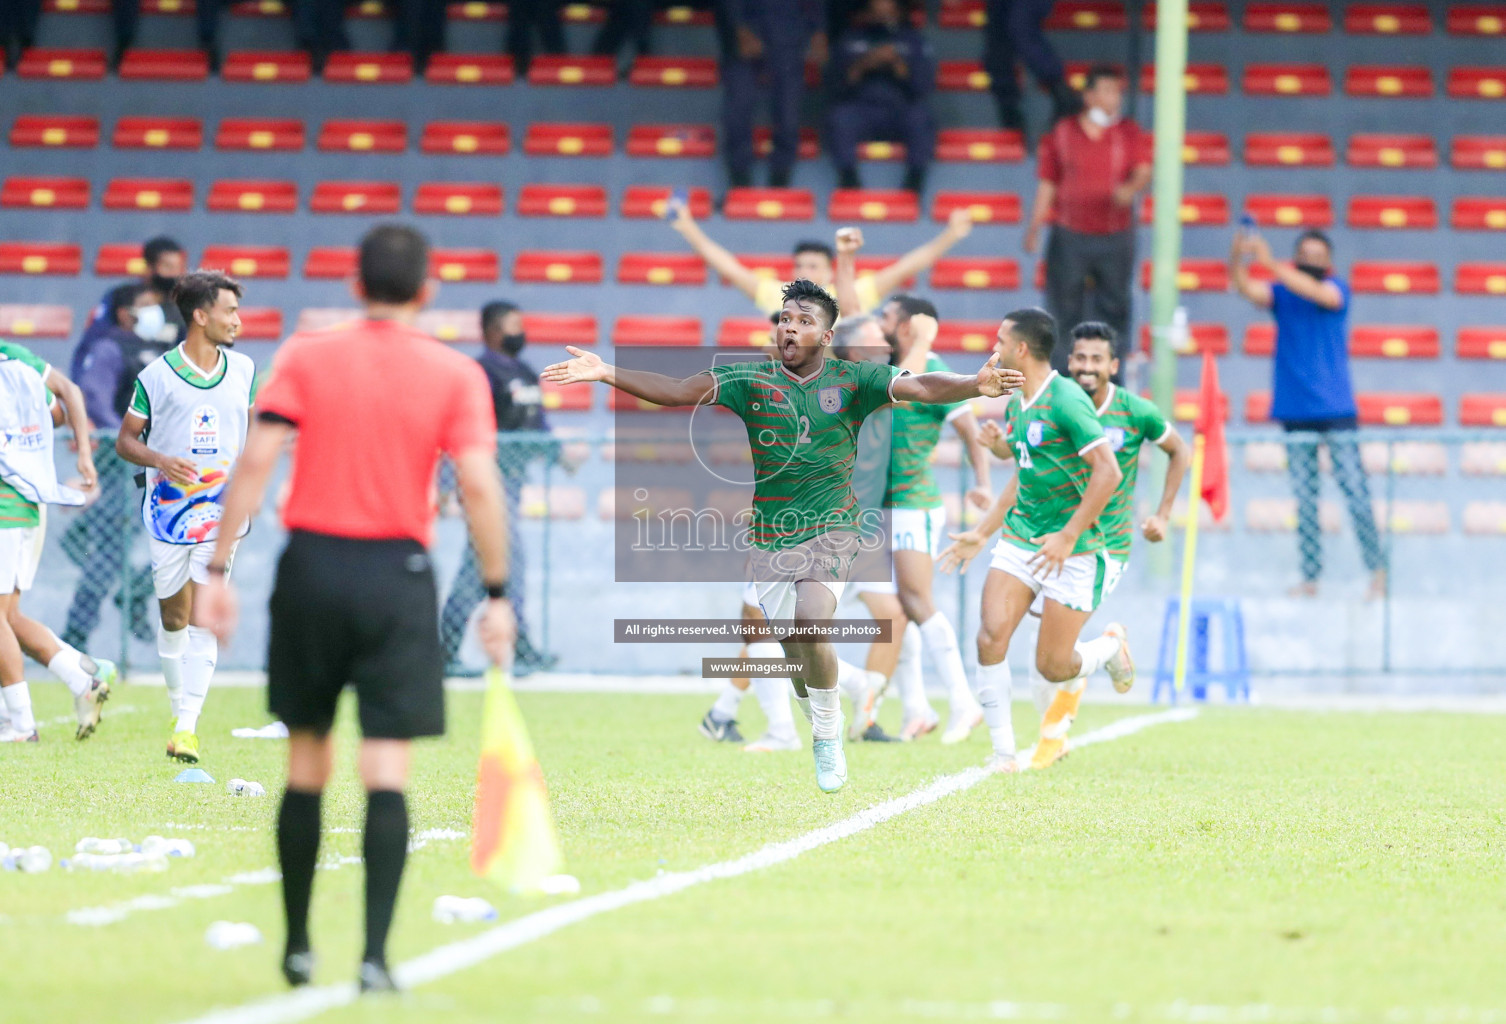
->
[117, 269, 255, 764]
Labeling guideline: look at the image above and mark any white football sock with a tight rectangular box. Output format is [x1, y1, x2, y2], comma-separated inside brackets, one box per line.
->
[711, 681, 744, 721]
[835, 657, 868, 703]
[747, 642, 797, 739]
[1029, 659, 1054, 718]
[47, 639, 92, 698]
[973, 661, 1014, 757]
[175, 626, 217, 735]
[806, 686, 842, 741]
[795, 694, 813, 725]
[2, 681, 35, 734]
[1074, 634, 1122, 680]
[893, 622, 932, 721]
[158, 626, 188, 719]
[920, 611, 977, 714]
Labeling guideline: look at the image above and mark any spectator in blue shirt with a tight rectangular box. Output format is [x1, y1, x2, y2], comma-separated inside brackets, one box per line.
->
[827, 0, 935, 193]
[1231, 229, 1386, 599]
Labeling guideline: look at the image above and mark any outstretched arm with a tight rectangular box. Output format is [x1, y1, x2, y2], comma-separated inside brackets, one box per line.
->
[669, 199, 763, 300]
[541, 346, 717, 407]
[1230, 233, 1273, 308]
[1142, 427, 1191, 542]
[891, 352, 1024, 404]
[936, 474, 1017, 574]
[834, 226, 863, 318]
[950, 408, 992, 508]
[869, 207, 974, 297]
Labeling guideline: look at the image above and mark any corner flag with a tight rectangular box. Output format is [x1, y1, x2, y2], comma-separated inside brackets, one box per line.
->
[1194, 350, 1229, 522]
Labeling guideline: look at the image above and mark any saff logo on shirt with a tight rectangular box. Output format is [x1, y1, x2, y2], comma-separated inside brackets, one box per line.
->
[191, 404, 220, 456]
[1026, 420, 1045, 447]
[817, 386, 843, 414]
[1106, 427, 1126, 451]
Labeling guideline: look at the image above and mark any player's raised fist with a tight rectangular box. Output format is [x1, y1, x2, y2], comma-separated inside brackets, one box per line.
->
[541, 346, 607, 385]
[977, 419, 1009, 459]
[835, 227, 864, 254]
[947, 206, 976, 236]
[908, 313, 938, 347]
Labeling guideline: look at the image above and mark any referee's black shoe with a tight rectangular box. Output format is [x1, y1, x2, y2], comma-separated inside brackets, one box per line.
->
[358, 959, 399, 994]
[282, 949, 314, 987]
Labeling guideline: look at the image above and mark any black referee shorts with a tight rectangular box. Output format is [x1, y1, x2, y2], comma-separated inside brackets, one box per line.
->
[268, 530, 445, 740]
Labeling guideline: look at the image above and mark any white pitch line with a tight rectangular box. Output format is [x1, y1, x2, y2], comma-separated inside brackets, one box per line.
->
[171, 708, 1199, 1024]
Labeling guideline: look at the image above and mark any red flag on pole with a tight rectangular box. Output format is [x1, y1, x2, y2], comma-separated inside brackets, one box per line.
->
[1194, 350, 1229, 521]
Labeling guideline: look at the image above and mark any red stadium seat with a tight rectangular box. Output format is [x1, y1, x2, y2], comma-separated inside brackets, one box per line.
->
[445, 0, 506, 19]
[1245, 132, 1335, 166]
[103, 178, 194, 211]
[1457, 327, 1506, 359]
[1, 177, 89, 210]
[1463, 502, 1506, 535]
[1141, 194, 1230, 225]
[1138, 62, 1230, 94]
[937, 61, 990, 92]
[200, 245, 290, 279]
[560, 3, 605, 21]
[540, 379, 592, 412]
[430, 249, 499, 283]
[0, 243, 82, 275]
[933, 191, 1021, 224]
[118, 48, 208, 80]
[723, 188, 815, 221]
[1451, 198, 1506, 229]
[1346, 4, 1431, 34]
[1447, 6, 1506, 35]
[652, 4, 712, 24]
[412, 183, 502, 216]
[1244, 324, 1275, 356]
[1461, 394, 1506, 426]
[1044, 2, 1127, 31]
[1357, 393, 1443, 425]
[1460, 445, 1506, 476]
[1243, 2, 1331, 32]
[754, 126, 819, 160]
[216, 118, 304, 151]
[1448, 67, 1506, 98]
[417, 309, 480, 343]
[309, 181, 402, 214]
[17, 48, 107, 80]
[828, 189, 919, 223]
[207, 180, 297, 213]
[735, 255, 794, 280]
[1450, 135, 1506, 169]
[1348, 133, 1436, 168]
[931, 258, 1019, 290]
[424, 53, 513, 85]
[513, 251, 603, 284]
[718, 318, 776, 347]
[620, 185, 713, 219]
[857, 140, 906, 161]
[626, 124, 716, 158]
[1350, 326, 1440, 358]
[421, 121, 509, 155]
[322, 52, 412, 83]
[1139, 259, 1229, 292]
[0, 305, 73, 338]
[222, 51, 311, 83]
[935, 320, 1001, 353]
[236, 307, 283, 340]
[523, 313, 599, 346]
[1351, 261, 1439, 293]
[1243, 63, 1330, 96]
[96, 243, 154, 276]
[935, 128, 1024, 163]
[113, 116, 202, 150]
[1137, 323, 1229, 355]
[517, 184, 608, 217]
[302, 247, 356, 279]
[1456, 263, 1506, 295]
[1245, 194, 1333, 228]
[523, 123, 612, 157]
[1348, 196, 1437, 229]
[1345, 65, 1433, 97]
[42, 0, 111, 11]
[10, 115, 98, 148]
[1180, 131, 1231, 165]
[317, 119, 405, 153]
[231, 0, 289, 14]
[1142, 2, 1231, 31]
[1243, 391, 1271, 423]
[628, 56, 717, 87]
[612, 316, 702, 346]
[526, 55, 614, 86]
[617, 253, 708, 286]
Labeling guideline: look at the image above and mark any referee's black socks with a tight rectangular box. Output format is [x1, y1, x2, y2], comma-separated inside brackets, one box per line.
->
[363, 789, 409, 966]
[278, 788, 323, 955]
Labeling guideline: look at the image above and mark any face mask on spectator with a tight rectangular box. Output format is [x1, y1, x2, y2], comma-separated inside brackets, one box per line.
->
[1086, 106, 1118, 128]
[1295, 263, 1328, 281]
[502, 333, 527, 355]
[133, 303, 166, 340]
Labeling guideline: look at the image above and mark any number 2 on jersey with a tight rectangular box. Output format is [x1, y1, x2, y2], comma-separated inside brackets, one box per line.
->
[796, 415, 811, 446]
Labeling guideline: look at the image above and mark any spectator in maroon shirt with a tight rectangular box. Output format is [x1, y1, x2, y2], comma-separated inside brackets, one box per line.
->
[1024, 64, 1152, 374]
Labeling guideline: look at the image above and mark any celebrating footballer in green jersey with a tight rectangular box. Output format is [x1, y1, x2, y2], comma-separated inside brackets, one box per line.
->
[542, 279, 1023, 793]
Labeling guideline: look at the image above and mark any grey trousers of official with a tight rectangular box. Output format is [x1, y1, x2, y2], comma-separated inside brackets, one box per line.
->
[1043, 226, 1135, 373]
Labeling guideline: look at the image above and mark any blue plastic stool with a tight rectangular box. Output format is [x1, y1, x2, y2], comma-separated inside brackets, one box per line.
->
[1152, 598, 1250, 703]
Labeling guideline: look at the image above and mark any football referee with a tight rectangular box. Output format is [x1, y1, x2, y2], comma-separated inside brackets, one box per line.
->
[202, 225, 514, 992]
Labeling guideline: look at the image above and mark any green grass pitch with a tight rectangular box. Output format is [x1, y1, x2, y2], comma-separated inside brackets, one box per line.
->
[3, 681, 1504, 1023]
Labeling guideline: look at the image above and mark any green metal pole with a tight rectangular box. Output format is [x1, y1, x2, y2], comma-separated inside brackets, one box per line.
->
[1148, 0, 1190, 577]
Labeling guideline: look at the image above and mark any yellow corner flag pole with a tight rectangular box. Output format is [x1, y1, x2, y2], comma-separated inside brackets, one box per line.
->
[1172, 433, 1207, 698]
[470, 666, 565, 893]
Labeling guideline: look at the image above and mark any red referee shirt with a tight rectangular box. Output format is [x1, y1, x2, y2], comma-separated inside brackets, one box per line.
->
[1037, 116, 1151, 235]
[256, 318, 497, 547]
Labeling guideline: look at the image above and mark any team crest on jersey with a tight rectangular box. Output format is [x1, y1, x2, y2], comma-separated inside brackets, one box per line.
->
[1026, 420, 1045, 447]
[817, 386, 843, 414]
[1106, 426, 1126, 451]
[191, 404, 220, 456]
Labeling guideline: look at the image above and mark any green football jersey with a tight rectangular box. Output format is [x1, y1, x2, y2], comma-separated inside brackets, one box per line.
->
[1092, 383, 1171, 558]
[711, 355, 904, 550]
[0, 342, 52, 529]
[999, 372, 1108, 556]
[885, 352, 966, 510]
